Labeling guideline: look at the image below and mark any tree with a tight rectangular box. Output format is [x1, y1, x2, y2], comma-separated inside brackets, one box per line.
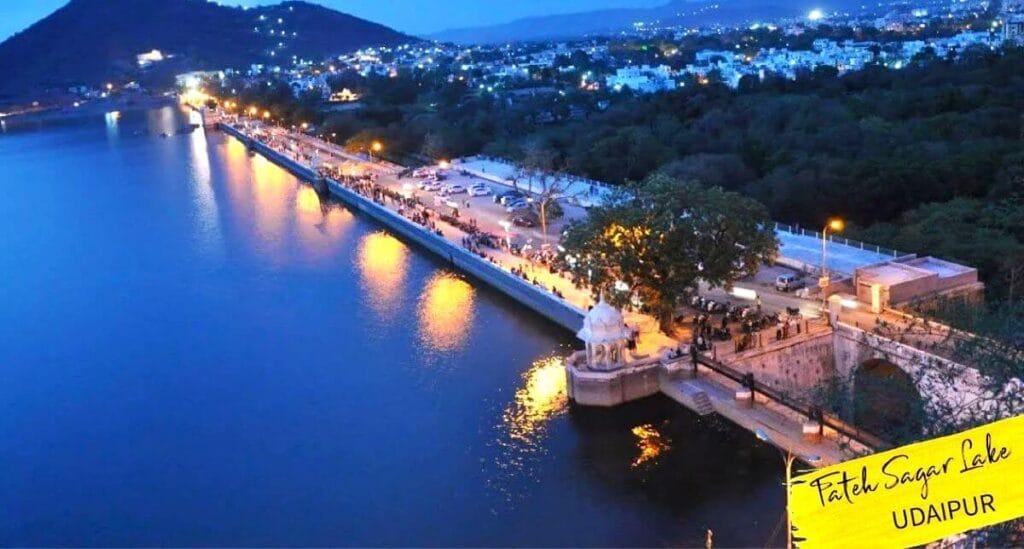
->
[421, 132, 445, 160]
[344, 129, 380, 155]
[1004, 253, 1024, 303]
[559, 174, 778, 333]
[517, 140, 570, 243]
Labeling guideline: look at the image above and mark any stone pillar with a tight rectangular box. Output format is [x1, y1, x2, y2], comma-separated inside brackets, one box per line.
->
[802, 421, 823, 443]
[828, 294, 843, 326]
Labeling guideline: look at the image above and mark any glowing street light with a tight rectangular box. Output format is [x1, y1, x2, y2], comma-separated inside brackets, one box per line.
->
[371, 141, 382, 152]
[439, 160, 451, 169]
[820, 217, 845, 310]
[262, 110, 271, 119]
[808, 8, 825, 21]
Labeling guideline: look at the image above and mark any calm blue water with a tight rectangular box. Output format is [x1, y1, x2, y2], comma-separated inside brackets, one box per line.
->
[0, 108, 783, 547]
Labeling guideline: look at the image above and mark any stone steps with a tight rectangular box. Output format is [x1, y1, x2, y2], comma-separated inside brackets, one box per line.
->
[666, 380, 717, 416]
[692, 390, 715, 416]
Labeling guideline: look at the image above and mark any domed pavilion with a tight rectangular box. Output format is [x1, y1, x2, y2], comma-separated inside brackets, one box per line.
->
[576, 295, 632, 371]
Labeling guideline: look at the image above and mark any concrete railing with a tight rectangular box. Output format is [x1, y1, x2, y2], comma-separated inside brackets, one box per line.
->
[694, 352, 886, 450]
[774, 221, 907, 258]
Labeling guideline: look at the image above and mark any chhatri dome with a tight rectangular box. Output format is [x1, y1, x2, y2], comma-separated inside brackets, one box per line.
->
[577, 295, 631, 370]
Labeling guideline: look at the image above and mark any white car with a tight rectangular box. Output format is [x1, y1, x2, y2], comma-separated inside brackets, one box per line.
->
[468, 184, 491, 196]
[445, 184, 467, 195]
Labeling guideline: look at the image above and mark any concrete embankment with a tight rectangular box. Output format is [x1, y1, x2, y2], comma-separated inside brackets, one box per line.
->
[219, 123, 585, 332]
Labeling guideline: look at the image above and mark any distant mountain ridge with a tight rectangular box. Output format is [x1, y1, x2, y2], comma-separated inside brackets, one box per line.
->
[0, 0, 413, 99]
[433, 0, 870, 45]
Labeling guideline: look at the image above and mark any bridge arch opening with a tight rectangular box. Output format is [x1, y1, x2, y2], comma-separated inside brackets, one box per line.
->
[853, 358, 925, 444]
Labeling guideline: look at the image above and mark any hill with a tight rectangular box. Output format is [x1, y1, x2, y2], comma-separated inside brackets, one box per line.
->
[0, 0, 413, 99]
[433, 0, 871, 45]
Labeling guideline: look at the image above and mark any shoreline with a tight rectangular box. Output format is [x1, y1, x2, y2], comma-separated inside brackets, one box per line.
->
[1, 95, 177, 125]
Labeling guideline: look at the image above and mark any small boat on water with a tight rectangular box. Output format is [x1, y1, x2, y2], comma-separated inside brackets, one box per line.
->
[159, 124, 201, 138]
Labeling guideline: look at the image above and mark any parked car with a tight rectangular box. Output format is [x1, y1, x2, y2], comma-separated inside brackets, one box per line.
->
[412, 168, 431, 178]
[497, 191, 525, 205]
[511, 215, 536, 228]
[775, 274, 806, 292]
[468, 184, 491, 197]
[444, 184, 467, 195]
[505, 199, 530, 213]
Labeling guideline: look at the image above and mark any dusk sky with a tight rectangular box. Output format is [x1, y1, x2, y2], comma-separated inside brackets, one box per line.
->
[0, 0, 667, 43]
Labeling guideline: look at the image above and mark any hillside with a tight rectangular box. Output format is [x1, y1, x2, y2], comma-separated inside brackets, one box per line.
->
[0, 0, 413, 99]
[433, 0, 871, 45]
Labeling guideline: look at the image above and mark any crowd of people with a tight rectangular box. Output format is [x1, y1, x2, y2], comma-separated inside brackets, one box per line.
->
[682, 300, 805, 354]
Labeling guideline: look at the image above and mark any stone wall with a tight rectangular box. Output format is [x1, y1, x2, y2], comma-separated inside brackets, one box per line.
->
[566, 362, 662, 407]
[723, 330, 836, 399]
[832, 323, 1020, 431]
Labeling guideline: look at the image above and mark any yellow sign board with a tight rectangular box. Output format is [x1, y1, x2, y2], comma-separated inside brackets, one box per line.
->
[790, 415, 1024, 548]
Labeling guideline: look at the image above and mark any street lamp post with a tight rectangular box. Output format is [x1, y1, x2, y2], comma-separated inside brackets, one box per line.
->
[756, 429, 821, 549]
[498, 219, 512, 249]
[819, 218, 844, 311]
[370, 140, 382, 162]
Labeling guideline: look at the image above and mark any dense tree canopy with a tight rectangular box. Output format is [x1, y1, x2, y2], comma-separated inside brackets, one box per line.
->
[560, 174, 777, 332]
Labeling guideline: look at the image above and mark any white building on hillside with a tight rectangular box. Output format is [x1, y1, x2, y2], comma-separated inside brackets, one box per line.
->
[606, 65, 676, 93]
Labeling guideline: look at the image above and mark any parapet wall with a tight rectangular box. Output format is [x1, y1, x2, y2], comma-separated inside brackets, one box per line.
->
[566, 362, 662, 407]
[723, 330, 836, 397]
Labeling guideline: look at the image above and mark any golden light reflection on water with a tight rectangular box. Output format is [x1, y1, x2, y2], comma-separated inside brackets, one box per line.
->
[358, 231, 409, 320]
[249, 154, 290, 251]
[220, 138, 252, 229]
[489, 356, 569, 502]
[417, 272, 475, 352]
[503, 356, 568, 445]
[188, 127, 223, 257]
[295, 187, 353, 260]
[630, 424, 670, 468]
[295, 186, 319, 215]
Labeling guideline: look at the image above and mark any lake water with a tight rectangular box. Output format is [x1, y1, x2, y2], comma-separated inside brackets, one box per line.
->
[0, 107, 784, 546]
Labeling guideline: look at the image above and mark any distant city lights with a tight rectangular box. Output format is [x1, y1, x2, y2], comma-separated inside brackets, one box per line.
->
[808, 8, 825, 21]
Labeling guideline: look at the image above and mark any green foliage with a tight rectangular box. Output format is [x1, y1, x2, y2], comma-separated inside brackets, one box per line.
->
[534, 47, 1024, 295]
[560, 174, 777, 332]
